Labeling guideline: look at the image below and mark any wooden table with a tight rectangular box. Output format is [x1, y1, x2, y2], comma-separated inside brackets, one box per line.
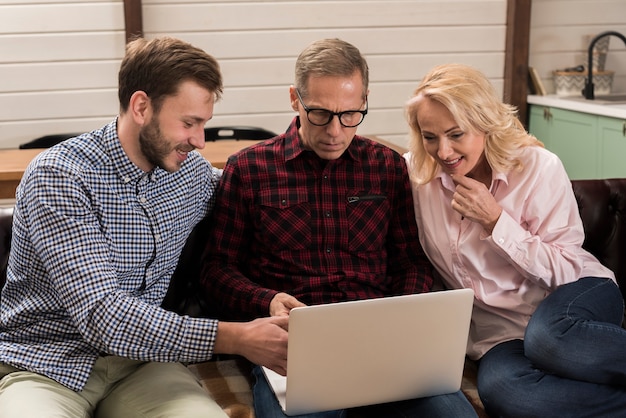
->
[0, 140, 261, 200]
[0, 137, 406, 200]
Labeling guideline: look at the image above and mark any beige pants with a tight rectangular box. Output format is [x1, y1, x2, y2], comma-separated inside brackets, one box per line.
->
[0, 356, 227, 418]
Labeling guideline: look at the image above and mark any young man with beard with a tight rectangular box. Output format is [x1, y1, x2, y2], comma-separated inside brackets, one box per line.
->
[0, 36, 288, 418]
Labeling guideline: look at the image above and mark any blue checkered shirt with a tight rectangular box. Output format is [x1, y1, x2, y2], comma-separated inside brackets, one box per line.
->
[0, 120, 221, 391]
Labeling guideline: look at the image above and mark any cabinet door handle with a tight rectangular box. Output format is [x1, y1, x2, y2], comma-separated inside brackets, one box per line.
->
[543, 107, 552, 121]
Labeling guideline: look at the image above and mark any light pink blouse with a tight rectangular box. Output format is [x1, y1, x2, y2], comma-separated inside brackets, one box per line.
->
[405, 146, 615, 359]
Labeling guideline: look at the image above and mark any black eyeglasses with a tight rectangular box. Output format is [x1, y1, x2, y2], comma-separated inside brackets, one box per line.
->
[295, 89, 368, 128]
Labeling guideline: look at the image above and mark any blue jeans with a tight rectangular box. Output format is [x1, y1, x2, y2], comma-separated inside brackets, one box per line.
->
[252, 365, 477, 418]
[477, 277, 626, 418]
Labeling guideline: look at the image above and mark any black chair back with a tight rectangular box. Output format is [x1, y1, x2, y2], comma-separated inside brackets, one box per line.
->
[19, 133, 80, 149]
[204, 126, 276, 142]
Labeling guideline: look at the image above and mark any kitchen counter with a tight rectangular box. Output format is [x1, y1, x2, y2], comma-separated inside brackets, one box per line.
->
[528, 94, 626, 119]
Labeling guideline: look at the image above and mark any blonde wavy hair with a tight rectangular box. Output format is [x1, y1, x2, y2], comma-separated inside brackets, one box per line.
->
[406, 63, 542, 184]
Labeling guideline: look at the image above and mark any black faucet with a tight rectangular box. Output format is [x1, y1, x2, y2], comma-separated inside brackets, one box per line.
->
[582, 30, 626, 100]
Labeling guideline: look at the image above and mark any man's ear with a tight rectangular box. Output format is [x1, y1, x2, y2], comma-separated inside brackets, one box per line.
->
[289, 86, 299, 112]
[128, 91, 151, 125]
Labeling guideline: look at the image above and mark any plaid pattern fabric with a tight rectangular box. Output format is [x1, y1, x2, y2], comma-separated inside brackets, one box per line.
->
[190, 357, 487, 418]
[0, 120, 221, 391]
[190, 359, 256, 418]
[202, 117, 433, 320]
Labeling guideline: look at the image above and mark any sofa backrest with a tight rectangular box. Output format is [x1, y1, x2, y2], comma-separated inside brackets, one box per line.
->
[1, 178, 626, 313]
[0, 207, 13, 283]
[571, 179, 626, 300]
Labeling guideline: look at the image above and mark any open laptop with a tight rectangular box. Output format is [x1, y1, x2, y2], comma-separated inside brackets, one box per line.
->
[262, 288, 474, 416]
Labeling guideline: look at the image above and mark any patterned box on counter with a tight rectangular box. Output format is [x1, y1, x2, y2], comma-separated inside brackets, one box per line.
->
[552, 70, 614, 96]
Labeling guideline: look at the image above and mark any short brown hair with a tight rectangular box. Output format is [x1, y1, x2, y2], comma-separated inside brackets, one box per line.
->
[295, 38, 369, 99]
[118, 36, 223, 113]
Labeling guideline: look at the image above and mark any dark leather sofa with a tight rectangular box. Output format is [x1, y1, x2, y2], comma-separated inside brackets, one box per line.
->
[1, 178, 626, 417]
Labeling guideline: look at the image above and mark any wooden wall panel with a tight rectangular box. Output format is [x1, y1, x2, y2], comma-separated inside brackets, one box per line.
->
[139, 0, 507, 148]
[0, 33, 125, 63]
[157, 27, 505, 59]
[0, 0, 508, 149]
[1, 0, 624, 150]
[0, 0, 124, 148]
[0, 3, 123, 33]
[0, 90, 118, 121]
[0, 62, 120, 93]
[142, 1, 504, 31]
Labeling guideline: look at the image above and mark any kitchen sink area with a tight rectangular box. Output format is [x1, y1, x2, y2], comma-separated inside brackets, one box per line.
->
[564, 94, 626, 105]
[528, 94, 626, 119]
[539, 31, 626, 112]
[592, 94, 626, 104]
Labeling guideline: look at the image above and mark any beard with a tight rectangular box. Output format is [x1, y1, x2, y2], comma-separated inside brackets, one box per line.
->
[138, 117, 179, 173]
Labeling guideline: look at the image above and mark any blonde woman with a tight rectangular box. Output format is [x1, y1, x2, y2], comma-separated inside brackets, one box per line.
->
[405, 63, 625, 417]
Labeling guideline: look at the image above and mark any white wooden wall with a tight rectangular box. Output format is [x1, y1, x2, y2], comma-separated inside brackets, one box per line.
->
[0, 0, 507, 149]
[2, 1, 625, 150]
[0, 0, 126, 149]
[530, 0, 626, 95]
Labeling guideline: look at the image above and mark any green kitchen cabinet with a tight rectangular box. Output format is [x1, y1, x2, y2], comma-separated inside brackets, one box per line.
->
[528, 105, 626, 179]
[528, 104, 553, 149]
[597, 116, 626, 179]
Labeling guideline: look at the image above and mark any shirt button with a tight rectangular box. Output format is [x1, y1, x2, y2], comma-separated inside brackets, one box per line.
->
[498, 238, 504, 244]
[123, 176, 131, 183]
[326, 248, 331, 253]
[325, 211, 331, 217]
[139, 197, 147, 203]
[281, 199, 287, 205]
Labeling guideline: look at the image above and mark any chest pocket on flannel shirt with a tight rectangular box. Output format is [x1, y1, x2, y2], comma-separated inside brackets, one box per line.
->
[346, 192, 390, 252]
[256, 190, 311, 250]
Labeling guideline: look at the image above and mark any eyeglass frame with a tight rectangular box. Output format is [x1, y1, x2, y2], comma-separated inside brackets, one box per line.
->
[295, 89, 368, 128]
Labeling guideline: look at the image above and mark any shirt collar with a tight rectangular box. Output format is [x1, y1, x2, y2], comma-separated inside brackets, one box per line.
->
[283, 116, 359, 163]
[283, 117, 306, 162]
[104, 118, 159, 186]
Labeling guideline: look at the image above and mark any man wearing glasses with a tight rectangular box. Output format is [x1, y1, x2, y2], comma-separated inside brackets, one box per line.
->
[199, 38, 477, 417]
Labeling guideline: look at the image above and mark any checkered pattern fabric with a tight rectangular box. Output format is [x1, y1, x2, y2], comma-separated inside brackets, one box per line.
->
[0, 120, 222, 391]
